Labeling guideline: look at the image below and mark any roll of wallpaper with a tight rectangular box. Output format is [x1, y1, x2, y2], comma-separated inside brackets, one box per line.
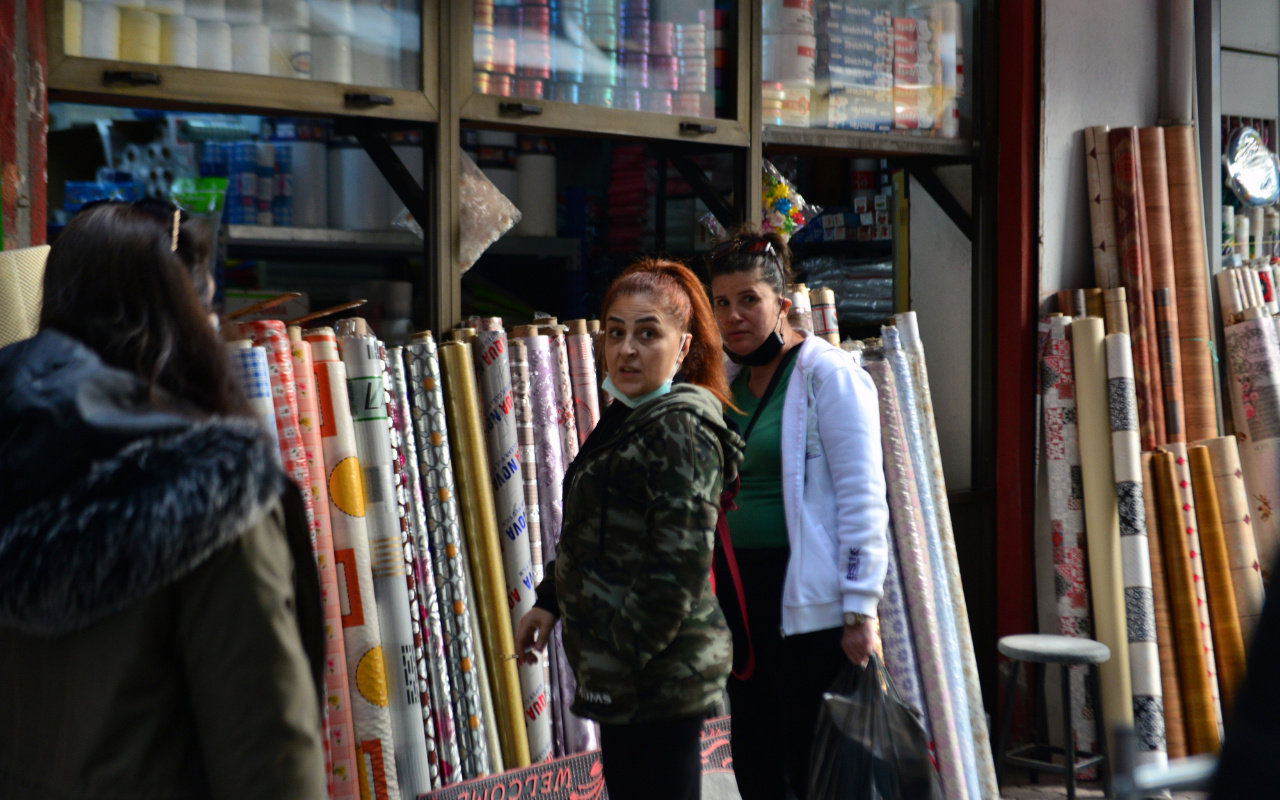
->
[811, 287, 841, 346]
[1105, 332, 1166, 769]
[1153, 450, 1219, 755]
[81, 3, 121, 59]
[230, 23, 270, 74]
[1223, 205, 1236, 257]
[1071, 316, 1135, 738]
[333, 323, 432, 798]
[287, 329, 359, 798]
[1104, 287, 1130, 335]
[1085, 289, 1105, 320]
[1057, 290, 1083, 318]
[1222, 310, 1280, 578]
[439, 340, 531, 769]
[1085, 125, 1121, 290]
[1110, 128, 1164, 450]
[472, 319, 553, 764]
[542, 326, 579, 467]
[159, 14, 197, 66]
[1040, 314, 1098, 758]
[1154, 288, 1187, 442]
[788, 284, 814, 333]
[1195, 436, 1265, 640]
[390, 348, 462, 786]
[1141, 128, 1188, 443]
[565, 321, 600, 448]
[228, 341, 282, 457]
[238, 320, 317, 540]
[877, 517, 929, 733]
[1142, 452, 1187, 759]
[882, 326, 979, 800]
[119, 9, 162, 63]
[1217, 269, 1245, 325]
[196, 20, 232, 70]
[302, 327, 401, 800]
[405, 334, 492, 779]
[894, 313, 997, 797]
[1189, 445, 1246, 721]
[864, 356, 968, 800]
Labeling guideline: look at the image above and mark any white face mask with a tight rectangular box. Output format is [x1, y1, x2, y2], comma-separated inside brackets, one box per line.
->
[602, 333, 690, 408]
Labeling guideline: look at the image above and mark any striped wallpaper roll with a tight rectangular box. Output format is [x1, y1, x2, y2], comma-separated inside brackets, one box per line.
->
[1142, 452, 1187, 758]
[1194, 436, 1265, 641]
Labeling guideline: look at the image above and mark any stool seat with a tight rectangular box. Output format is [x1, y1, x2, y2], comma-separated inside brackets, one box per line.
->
[998, 634, 1111, 665]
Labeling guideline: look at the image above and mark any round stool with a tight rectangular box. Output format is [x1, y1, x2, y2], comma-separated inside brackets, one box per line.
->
[995, 634, 1112, 800]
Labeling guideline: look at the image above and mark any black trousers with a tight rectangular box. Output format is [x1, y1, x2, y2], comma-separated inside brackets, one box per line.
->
[715, 546, 845, 800]
[598, 715, 705, 800]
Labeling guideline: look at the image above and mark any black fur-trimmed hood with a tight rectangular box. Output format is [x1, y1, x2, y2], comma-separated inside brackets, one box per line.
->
[0, 330, 286, 636]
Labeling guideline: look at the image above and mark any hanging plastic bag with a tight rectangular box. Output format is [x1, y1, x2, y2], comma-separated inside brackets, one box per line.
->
[808, 654, 942, 800]
[762, 158, 820, 242]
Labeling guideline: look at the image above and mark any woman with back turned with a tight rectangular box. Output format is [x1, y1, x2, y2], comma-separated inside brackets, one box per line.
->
[516, 258, 745, 800]
[708, 227, 889, 800]
[0, 201, 327, 799]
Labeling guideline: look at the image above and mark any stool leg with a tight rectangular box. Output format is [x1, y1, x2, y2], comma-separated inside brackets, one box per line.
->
[1062, 663, 1076, 800]
[995, 659, 1022, 787]
[1031, 662, 1045, 783]
[1090, 663, 1113, 798]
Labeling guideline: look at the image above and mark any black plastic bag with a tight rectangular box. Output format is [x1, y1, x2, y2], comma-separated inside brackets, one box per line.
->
[807, 654, 943, 800]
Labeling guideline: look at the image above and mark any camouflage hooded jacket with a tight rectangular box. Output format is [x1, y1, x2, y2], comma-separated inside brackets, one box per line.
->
[536, 383, 745, 725]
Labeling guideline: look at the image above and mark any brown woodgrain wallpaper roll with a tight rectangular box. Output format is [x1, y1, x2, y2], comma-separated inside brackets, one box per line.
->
[1165, 125, 1219, 443]
[1085, 125, 1122, 290]
[1143, 452, 1187, 759]
[1154, 450, 1220, 756]
[1155, 288, 1188, 443]
[1189, 445, 1247, 720]
[1085, 288, 1105, 319]
[1105, 287, 1130, 335]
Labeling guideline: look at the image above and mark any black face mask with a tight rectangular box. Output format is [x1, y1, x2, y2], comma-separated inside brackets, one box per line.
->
[732, 314, 786, 367]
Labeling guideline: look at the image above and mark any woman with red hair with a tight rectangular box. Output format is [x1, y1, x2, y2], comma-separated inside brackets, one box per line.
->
[516, 259, 744, 800]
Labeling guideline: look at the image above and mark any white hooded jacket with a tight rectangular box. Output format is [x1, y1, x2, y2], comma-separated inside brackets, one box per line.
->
[726, 331, 889, 635]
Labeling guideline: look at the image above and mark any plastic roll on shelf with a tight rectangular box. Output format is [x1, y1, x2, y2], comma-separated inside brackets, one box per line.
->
[264, 0, 307, 28]
[269, 30, 311, 79]
[119, 8, 161, 63]
[1105, 331, 1167, 772]
[230, 23, 270, 74]
[1235, 213, 1250, 259]
[405, 334, 493, 780]
[328, 138, 391, 231]
[472, 319, 553, 764]
[287, 329, 360, 799]
[228, 340, 282, 456]
[514, 149, 556, 238]
[64, 0, 84, 56]
[1153, 288, 1187, 442]
[439, 339, 532, 769]
[787, 283, 813, 332]
[1142, 452, 1187, 760]
[1071, 316, 1135, 740]
[196, 20, 231, 69]
[1222, 205, 1236, 258]
[1222, 307, 1280, 580]
[565, 320, 600, 446]
[1040, 315, 1099, 760]
[1252, 206, 1265, 262]
[761, 32, 815, 86]
[1083, 134, 1119, 287]
[541, 326, 579, 468]
[312, 33, 353, 83]
[276, 140, 325, 229]
[877, 515, 929, 731]
[1153, 450, 1219, 755]
[334, 322, 433, 799]
[185, 0, 224, 20]
[1194, 436, 1266, 641]
[301, 327, 401, 800]
[158, 14, 197, 66]
[225, 0, 261, 23]
[810, 287, 839, 345]
[1189, 445, 1246, 721]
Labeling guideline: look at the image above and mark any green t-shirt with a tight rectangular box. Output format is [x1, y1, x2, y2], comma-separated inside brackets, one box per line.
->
[724, 356, 798, 549]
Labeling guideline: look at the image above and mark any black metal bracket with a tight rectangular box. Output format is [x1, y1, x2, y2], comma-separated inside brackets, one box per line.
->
[344, 92, 394, 108]
[655, 145, 738, 234]
[678, 121, 717, 135]
[103, 70, 161, 87]
[350, 128, 428, 229]
[905, 164, 973, 241]
[499, 102, 543, 116]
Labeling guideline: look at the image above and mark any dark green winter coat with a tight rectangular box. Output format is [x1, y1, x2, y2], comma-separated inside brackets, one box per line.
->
[537, 383, 745, 725]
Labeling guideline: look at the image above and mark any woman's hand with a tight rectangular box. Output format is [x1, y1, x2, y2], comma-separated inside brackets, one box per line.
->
[841, 618, 878, 666]
[515, 608, 558, 665]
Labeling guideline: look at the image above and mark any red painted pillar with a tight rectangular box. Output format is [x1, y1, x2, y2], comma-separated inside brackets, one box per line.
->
[0, 0, 17, 245]
[26, 0, 47, 245]
[994, 0, 1039, 646]
[0, 0, 48, 249]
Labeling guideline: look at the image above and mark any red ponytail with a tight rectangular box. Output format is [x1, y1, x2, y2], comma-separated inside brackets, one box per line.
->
[600, 258, 732, 409]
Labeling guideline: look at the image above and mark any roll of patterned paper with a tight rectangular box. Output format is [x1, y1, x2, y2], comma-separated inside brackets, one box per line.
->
[541, 326, 579, 468]
[1071, 316, 1136, 737]
[877, 515, 929, 734]
[1153, 450, 1219, 755]
[565, 320, 600, 447]
[1188, 445, 1246, 721]
[1166, 440, 1224, 739]
[405, 334, 491, 779]
[1057, 290, 1083, 317]
[864, 355, 967, 800]
[1194, 436, 1265, 640]
[882, 327, 978, 800]
[1085, 126, 1122, 289]
[1105, 332, 1167, 769]
[811, 287, 841, 346]
[239, 320, 317, 541]
[894, 312, 997, 797]
[390, 348, 463, 786]
[1153, 288, 1187, 444]
[302, 327, 400, 800]
[472, 319, 553, 764]
[1140, 133, 1189, 441]
[1085, 289, 1105, 320]
[1223, 309, 1280, 578]
[1111, 128, 1165, 450]
[333, 322, 432, 798]
[1142, 452, 1187, 759]
[1039, 315, 1099, 758]
[439, 339, 531, 769]
[788, 284, 814, 333]
[288, 328, 359, 797]
[228, 341, 282, 456]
